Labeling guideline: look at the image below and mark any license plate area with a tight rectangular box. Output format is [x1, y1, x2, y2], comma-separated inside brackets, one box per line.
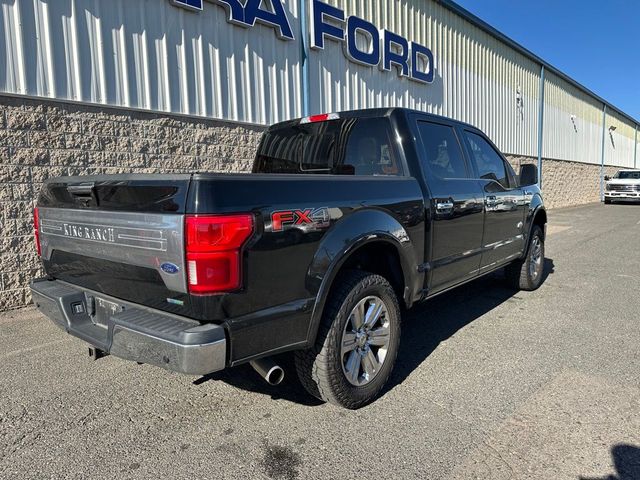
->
[88, 295, 125, 328]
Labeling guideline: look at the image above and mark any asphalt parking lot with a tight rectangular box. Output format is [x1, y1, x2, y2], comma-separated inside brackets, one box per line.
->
[1, 203, 639, 480]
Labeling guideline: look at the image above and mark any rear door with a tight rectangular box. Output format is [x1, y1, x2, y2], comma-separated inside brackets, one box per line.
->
[414, 119, 485, 293]
[460, 130, 526, 271]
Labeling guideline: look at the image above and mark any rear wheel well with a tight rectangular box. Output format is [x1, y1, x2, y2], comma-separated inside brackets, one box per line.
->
[335, 242, 406, 308]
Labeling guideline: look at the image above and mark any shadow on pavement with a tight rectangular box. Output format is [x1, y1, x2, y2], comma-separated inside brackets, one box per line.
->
[580, 444, 640, 480]
[195, 259, 555, 407]
[194, 355, 325, 407]
[383, 258, 555, 396]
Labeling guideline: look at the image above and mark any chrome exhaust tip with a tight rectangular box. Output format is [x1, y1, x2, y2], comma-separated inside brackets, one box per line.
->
[250, 358, 285, 386]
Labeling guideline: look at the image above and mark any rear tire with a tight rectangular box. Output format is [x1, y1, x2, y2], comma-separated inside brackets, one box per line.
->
[295, 270, 401, 409]
[506, 225, 545, 291]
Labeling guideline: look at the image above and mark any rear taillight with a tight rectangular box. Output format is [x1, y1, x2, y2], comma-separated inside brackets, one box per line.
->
[34, 207, 41, 256]
[185, 214, 254, 294]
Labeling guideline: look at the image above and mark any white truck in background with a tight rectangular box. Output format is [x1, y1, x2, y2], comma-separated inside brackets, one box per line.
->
[604, 170, 640, 204]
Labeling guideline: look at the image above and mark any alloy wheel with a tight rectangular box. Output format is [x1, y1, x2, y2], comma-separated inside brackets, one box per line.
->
[529, 236, 543, 280]
[340, 296, 391, 387]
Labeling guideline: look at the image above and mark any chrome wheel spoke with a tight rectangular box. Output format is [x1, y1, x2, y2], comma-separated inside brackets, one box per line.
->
[341, 332, 358, 354]
[363, 301, 385, 329]
[367, 326, 390, 347]
[351, 302, 365, 330]
[362, 349, 380, 379]
[344, 350, 361, 384]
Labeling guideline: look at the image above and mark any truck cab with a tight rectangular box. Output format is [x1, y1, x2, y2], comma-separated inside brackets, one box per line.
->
[400, 111, 543, 294]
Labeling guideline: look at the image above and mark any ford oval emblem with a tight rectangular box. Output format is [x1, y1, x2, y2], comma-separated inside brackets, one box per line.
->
[160, 262, 180, 275]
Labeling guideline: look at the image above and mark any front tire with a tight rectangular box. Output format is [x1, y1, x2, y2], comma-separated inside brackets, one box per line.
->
[604, 197, 612, 204]
[295, 271, 401, 409]
[506, 225, 545, 291]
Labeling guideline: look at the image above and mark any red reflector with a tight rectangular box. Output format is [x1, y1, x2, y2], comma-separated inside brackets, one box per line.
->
[34, 207, 41, 257]
[187, 252, 241, 294]
[185, 214, 253, 294]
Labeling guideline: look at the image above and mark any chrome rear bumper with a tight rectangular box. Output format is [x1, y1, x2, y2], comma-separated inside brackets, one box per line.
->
[30, 279, 226, 376]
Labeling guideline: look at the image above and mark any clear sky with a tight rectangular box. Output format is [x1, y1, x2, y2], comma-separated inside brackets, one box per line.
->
[453, 0, 640, 122]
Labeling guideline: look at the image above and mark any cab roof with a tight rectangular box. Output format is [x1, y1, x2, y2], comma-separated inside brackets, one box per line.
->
[268, 107, 479, 132]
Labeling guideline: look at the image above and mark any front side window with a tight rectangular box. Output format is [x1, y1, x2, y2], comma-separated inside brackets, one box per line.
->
[464, 132, 511, 189]
[254, 118, 404, 176]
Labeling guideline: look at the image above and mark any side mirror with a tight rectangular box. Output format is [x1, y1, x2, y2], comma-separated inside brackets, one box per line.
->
[519, 164, 538, 187]
[604, 175, 611, 181]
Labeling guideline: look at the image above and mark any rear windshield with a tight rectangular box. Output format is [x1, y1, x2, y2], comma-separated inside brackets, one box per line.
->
[616, 171, 640, 179]
[253, 117, 404, 176]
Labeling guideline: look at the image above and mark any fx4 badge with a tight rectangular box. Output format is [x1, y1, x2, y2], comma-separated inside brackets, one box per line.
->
[268, 208, 331, 233]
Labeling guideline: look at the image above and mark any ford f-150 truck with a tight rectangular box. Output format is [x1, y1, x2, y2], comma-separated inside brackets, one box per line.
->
[31, 108, 547, 409]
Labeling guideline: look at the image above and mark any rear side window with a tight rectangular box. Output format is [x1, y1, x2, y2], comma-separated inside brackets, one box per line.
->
[464, 132, 511, 189]
[416, 122, 469, 179]
[254, 118, 404, 176]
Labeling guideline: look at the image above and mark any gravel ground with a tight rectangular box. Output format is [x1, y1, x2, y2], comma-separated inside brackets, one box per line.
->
[1, 203, 639, 480]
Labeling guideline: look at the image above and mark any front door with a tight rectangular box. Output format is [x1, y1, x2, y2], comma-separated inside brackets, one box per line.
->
[415, 120, 485, 293]
[461, 130, 526, 271]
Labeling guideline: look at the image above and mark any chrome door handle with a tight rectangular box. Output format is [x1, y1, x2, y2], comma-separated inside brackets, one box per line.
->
[436, 201, 454, 212]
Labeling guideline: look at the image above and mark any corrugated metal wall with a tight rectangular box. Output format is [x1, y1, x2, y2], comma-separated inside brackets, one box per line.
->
[0, 0, 637, 167]
[543, 71, 605, 165]
[636, 130, 640, 169]
[0, 0, 303, 124]
[542, 70, 637, 168]
[605, 109, 637, 169]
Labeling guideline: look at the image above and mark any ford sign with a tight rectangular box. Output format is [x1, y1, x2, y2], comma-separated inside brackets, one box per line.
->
[170, 0, 434, 84]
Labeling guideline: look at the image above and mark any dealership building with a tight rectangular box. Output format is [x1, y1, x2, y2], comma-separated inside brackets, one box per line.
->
[1, 0, 639, 310]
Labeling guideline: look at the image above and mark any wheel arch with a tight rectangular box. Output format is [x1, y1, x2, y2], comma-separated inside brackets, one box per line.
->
[522, 201, 547, 260]
[533, 207, 547, 238]
[304, 209, 422, 346]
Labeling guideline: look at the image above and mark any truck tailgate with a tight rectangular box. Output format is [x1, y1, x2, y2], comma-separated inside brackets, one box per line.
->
[37, 175, 192, 312]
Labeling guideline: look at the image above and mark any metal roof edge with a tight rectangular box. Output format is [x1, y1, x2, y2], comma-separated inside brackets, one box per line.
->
[437, 0, 640, 127]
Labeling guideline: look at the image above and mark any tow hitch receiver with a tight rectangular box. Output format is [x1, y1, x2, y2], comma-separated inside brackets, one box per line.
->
[88, 347, 109, 361]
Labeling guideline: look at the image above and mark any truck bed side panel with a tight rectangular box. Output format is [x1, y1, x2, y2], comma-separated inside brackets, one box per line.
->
[186, 174, 425, 362]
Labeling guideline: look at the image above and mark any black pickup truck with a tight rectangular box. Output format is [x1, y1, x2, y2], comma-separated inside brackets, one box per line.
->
[31, 108, 546, 409]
